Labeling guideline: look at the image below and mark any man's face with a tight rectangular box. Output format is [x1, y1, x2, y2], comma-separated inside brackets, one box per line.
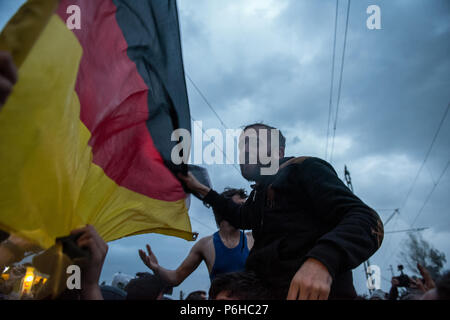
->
[239, 128, 261, 181]
[238, 127, 284, 181]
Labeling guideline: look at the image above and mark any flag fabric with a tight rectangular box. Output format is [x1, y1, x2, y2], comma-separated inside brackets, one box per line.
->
[0, 0, 194, 249]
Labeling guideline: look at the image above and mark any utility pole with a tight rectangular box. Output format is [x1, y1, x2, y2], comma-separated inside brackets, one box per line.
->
[384, 209, 399, 226]
[389, 265, 394, 277]
[344, 165, 374, 295]
[180, 290, 184, 300]
[384, 227, 429, 234]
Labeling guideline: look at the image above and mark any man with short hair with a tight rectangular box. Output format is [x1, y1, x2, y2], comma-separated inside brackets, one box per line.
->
[138, 188, 254, 287]
[185, 290, 207, 300]
[209, 271, 273, 300]
[124, 272, 172, 300]
[179, 123, 384, 300]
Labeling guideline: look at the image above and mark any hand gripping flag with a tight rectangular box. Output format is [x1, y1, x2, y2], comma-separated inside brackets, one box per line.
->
[0, 0, 194, 249]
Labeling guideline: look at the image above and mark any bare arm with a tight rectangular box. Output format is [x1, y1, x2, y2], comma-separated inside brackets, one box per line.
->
[71, 225, 108, 300]
[0, 234, 41, 269]
[246, 232, 254, 250]
[178, 172, 255, 230]
[139, 240, 206, 287]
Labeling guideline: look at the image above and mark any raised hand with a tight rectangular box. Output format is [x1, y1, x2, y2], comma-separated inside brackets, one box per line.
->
[139, 244, 159, 272]
[177, 172, 211, 198]
[71, 225, 108, 300]
[413, 263, 436, 293]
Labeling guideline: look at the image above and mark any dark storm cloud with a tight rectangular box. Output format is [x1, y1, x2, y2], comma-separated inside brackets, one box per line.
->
[177, 0, 450, 294]
[0, 0, 448, 296]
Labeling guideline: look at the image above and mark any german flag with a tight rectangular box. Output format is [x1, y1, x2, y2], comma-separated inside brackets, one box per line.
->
[0, 0, 194, 249]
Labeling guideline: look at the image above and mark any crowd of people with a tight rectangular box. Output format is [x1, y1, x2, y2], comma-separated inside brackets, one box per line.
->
[0, 49, 448, 301]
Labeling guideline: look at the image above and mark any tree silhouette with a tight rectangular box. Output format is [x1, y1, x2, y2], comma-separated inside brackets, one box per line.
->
[400, 233, 446, 280]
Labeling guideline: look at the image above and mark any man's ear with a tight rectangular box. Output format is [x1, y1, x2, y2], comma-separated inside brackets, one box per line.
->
[279, 147, 285, 158]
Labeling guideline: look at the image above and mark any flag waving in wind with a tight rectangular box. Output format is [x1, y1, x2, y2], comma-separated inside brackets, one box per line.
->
[0, 0, 194, 249]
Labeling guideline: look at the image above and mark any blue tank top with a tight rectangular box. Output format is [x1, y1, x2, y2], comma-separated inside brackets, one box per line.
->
[209, 231, 250, 281]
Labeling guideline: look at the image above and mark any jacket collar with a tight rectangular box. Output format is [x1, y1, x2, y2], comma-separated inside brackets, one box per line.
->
[251, 157, 295, 190]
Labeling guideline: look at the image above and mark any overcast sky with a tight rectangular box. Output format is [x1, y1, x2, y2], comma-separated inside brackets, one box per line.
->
[1, 0, 449, 298]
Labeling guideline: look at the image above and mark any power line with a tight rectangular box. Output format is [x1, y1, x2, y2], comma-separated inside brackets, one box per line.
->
[187, 73, 242, 175]
[383, 209, 399, 226]
[425, 163, 437, 186]
[329, 0, 351, 164]
[382, 161, 448, 265]
[400, 103, 450, 211]
[382, 103, 450, 266]
[410, 160, 449, 227]
[190, 215, 216, 233]
[191, 116, 241, 175]
[185, 74, 244, 232]
[325, 0, 339, 160]
[381, 276, 391, 284]
[186, 73, 229, 130]
[382, 224, 426, 266]
[186, 119, 234, 233]
[380, 212, 399, 264]
[384, 227, 429, 234]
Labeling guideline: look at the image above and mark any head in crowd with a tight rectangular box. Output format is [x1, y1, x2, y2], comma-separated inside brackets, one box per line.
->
[212, 188, 247, 228]
[0, 230, 9, 243]
[100, 285, 127, 300]
[421, 271, 450, 300]
[239, 123, 286, 182]
[125, 272, 172, 300]
[185, 290, 207, 300]
[209, 271, 273, 300]
[369, 289, 387, 300]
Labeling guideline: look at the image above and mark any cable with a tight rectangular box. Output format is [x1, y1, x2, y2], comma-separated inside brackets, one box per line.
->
[400, 103, 450, 211]
[190, 215, 216, 233]
[325, 0, 339, 160]
[425, 163, 437, 186]
[383, 160, 449, 266]
[191, 116, 242, 175]
[410, 160, 449, 227]
[185, 75, 245, 232]
[187, 73, 242, 174]
[381, 213, 399, 263]
[329, 0, 351, 164]
[384, 228, 429, 234]
[186, 73, 229, 130]
[381, 103, 450, 265]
